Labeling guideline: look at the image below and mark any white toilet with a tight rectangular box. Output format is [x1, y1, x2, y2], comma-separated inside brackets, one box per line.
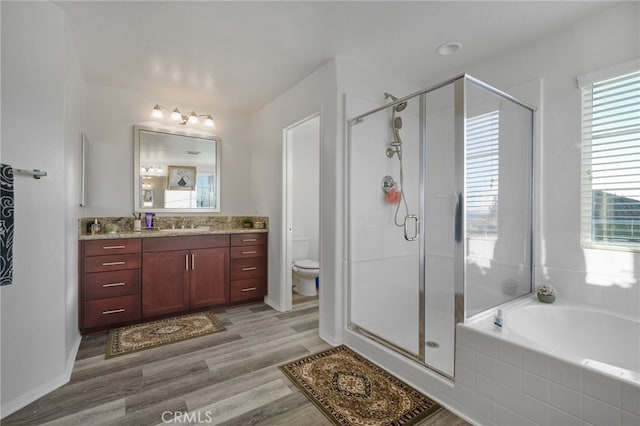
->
[292, 236, 319, 296]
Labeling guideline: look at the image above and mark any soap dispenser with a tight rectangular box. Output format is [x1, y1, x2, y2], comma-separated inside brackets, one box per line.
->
[90, 219, 101, 235]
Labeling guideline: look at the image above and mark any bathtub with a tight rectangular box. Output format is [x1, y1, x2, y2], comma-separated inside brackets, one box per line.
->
[505, 303, 639, 382]
[457, 297, 640, 426]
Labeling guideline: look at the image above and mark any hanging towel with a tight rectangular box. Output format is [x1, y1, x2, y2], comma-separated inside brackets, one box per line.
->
[1, 164, 14, 286]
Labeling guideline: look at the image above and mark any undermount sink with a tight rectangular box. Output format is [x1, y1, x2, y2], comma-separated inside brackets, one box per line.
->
[159, 226, 210, 232]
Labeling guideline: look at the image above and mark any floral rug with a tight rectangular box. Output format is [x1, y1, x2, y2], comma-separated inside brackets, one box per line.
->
[279, 345, 442, 425]
[105, 311, 225, 358]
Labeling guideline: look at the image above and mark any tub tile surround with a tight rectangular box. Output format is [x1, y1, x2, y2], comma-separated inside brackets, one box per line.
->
[456, 304, 640, 426]
[535, 264, 640, 317]
[78, 216, 268, 238]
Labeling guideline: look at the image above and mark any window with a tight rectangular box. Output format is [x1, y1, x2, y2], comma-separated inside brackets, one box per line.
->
[467, 110, 500, 238]
[581, 69, 640, 248]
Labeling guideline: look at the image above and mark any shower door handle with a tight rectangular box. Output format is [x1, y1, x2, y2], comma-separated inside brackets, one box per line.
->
[454, 192, 463, 242]
[404, 215, 419, 241]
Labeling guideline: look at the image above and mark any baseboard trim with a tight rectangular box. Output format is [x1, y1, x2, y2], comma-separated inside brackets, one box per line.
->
[263, 296, 283, 312]
[319, 330, 341, 347]
[1, 333, 81, 419]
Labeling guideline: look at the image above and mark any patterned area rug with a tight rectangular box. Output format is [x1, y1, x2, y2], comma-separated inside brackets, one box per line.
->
[280, 345, 442, 425]
[106, 311, 225, 358]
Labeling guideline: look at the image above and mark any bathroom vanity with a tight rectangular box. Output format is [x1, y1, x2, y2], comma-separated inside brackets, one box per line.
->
[78, 228, 267, 334]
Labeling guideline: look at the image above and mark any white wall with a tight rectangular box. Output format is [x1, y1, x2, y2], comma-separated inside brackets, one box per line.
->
[291, 116, 320, 261]
[250, 59, 338, 342]
[1, 1, 83, 417]
[63, 14, 86, 369]
[82, 84, 254, 217]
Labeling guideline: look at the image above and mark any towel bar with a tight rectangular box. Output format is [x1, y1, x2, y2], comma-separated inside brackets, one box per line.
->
[14, 168, 47, 179]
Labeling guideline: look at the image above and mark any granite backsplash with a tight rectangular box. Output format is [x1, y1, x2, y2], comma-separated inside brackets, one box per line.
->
[79, 215, 268, 235]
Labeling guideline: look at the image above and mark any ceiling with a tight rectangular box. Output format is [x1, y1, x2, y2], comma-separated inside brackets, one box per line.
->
[57, 1, 617, 114]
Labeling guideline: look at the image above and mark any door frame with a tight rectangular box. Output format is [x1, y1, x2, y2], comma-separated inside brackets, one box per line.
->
[281, 113, 321, 311]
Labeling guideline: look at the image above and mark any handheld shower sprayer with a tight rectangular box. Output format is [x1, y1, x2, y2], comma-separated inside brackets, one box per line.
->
[385, 93, 406, 158]
[384, 91, 414, 234]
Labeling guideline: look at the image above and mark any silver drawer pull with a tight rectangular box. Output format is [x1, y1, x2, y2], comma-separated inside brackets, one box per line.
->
[241, 267, 257, 271]
[242, 251, 257, 255]
[241, 287, 257, 292]
[102, 308, 125, 315]
[102, 245, 126, 250]
[242, 238, 257, 242]
[102, 261, 126, 266]
[102, 282, 125, 288]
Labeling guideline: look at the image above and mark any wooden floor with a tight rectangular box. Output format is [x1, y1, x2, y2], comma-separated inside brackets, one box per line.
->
[3, 298, 469, 426]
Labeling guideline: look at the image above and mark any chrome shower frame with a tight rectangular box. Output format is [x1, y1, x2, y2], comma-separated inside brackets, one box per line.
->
[345, 74, 536, 380]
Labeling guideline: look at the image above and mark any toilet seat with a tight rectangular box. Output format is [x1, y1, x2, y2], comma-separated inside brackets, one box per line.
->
[293, 259, 319, 269]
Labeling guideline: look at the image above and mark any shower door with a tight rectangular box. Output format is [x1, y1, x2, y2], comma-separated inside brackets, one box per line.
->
[347, 95, 424, 358]
[347, 75, 534, 379]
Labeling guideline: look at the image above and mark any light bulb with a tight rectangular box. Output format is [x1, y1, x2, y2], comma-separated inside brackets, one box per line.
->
[170, 108, 182, 121]
[151, 104, 164, 118]
[204, 115, 215, 128]
[187, 112, 198, 124]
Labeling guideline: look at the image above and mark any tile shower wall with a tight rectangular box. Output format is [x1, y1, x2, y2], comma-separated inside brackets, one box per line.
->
[455, 325, 640, 426]
[534, 264, 640, 317]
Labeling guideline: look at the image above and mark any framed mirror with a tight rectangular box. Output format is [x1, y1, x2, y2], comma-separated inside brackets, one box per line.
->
[134, 125, 220, 213]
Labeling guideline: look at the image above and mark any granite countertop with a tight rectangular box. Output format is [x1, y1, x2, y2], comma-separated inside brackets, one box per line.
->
[79, 227, 268, 241]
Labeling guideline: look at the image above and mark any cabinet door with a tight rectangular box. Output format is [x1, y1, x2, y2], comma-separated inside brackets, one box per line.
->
[190, 247, 229, 308]
[142, 250, 189, 317]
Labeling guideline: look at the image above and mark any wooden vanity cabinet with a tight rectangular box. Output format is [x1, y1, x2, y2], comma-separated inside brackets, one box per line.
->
[79, 232, 267, 334]
[141, 249, 190, 317]
[189, 247, 229, 308]
[230, 233, 268, 302]
[79, 239, 142, 331]
[141, 235, 230, 318]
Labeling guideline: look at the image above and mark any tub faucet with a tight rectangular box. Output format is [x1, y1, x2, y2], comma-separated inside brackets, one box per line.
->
[494, 309, 503, 331]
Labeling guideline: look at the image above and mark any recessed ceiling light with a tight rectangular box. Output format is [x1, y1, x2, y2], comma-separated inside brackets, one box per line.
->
[436, 42, 462, 56]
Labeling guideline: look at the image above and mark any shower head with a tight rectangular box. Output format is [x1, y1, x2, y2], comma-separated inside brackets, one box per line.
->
[394, 116, 403, 130]
[384, 92, 407, 112]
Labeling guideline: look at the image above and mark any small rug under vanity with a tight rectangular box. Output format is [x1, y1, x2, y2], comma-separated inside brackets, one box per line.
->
[279, 345, 442, 426]
[105, 311, 225, 358]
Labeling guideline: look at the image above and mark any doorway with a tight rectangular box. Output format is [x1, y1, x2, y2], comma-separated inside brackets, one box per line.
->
[282, 113, 321, 311]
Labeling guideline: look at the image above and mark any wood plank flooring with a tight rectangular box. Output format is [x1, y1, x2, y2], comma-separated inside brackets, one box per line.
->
[3, 298, 470, 426]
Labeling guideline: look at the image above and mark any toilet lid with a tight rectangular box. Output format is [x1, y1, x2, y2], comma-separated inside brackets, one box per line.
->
[294, 259, 319, 269]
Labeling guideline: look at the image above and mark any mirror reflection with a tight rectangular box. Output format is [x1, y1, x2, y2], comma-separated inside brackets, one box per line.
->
[134, 126, 220, 212]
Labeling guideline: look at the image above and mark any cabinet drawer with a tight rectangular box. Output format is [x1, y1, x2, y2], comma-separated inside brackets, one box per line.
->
[85, 239, 141, 256]
[230, 233, 267, 247]
[84, 254, 141, 273]
[84, 269, 140, 301]
[83, 295, 140, 328]
[230, 245, 266, 259]
[143, 235, 229, 253]
[230, 258, 267, 280]
[230, 278, 266, 302]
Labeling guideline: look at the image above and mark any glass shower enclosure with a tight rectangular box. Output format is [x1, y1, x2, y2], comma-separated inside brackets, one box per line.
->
[347, 75, 534, 378]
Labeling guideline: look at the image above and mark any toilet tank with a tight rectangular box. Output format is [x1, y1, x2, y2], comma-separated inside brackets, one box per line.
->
[292, 235, 310, 261]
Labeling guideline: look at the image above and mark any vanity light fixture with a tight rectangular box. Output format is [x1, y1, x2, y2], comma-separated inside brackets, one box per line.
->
[151, 104, 215, 128]
[141, 166, 164, 175]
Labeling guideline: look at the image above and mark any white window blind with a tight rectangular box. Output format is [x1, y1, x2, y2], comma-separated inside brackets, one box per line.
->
[581, 70, 640, 248]
[467, 110, 500, 238]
